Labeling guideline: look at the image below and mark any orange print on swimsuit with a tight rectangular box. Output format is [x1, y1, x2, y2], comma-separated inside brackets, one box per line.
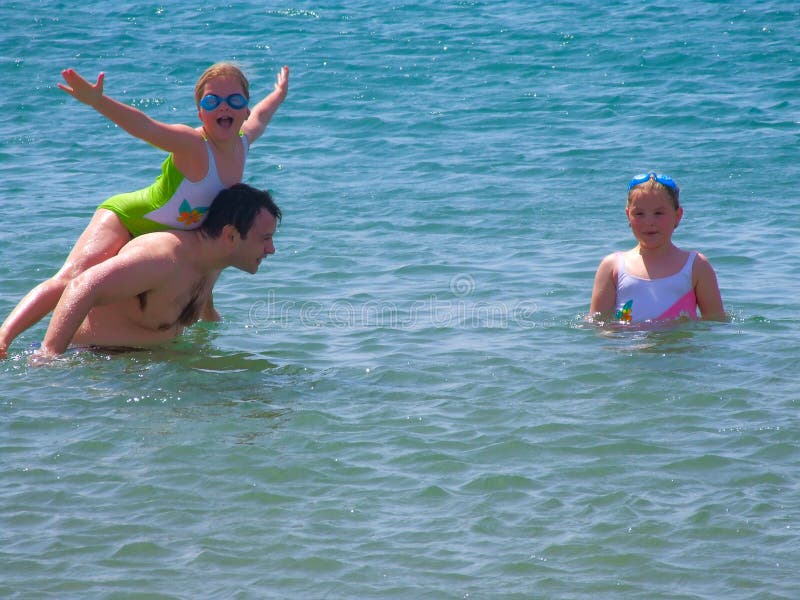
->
[177, 200, 208, 225]
[616, 299, 633, 323]
[178, 210, 203, 225]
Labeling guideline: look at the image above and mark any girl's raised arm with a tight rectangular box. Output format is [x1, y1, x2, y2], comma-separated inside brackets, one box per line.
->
[242, 66, 289, 144]
[59, 68, 199, 155]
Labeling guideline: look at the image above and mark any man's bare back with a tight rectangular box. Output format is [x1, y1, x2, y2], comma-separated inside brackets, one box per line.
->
[70, 232, 214, 348]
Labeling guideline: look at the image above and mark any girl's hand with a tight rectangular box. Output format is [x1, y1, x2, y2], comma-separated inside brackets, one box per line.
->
[273, 66, 289, 102]
[241, 65, 290, 143]
[58, 68, 105, 108]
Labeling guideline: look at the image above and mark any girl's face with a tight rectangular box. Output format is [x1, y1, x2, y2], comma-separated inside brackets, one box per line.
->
[197, 76, 250, 137]
[626, 188, 683, 250]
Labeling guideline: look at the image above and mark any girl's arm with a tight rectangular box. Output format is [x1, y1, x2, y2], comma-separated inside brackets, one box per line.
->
[693, 253, 727, 321]
[59, 68, 199, 155]
[241, 66, 289, 144]
[589, 254, 618, 319]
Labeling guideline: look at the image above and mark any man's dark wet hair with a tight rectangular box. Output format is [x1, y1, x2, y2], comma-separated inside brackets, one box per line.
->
[200, 183, 281, 239]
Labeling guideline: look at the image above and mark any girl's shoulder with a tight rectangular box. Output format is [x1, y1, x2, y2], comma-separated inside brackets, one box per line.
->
[690, 250, 717, 275]
[687, 250, 722, 293]
[595, 251, 623, 280]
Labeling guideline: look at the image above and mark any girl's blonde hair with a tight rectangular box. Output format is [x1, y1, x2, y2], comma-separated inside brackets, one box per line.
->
[194, 63, 250, 106]
[627, 178, 680, 210]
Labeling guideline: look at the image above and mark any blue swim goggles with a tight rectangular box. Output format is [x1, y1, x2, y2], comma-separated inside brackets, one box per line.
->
[628, 172, 679, 192]
[199, 93, 249, 111]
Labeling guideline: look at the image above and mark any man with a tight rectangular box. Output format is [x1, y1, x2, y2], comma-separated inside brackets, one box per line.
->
[33, 183, 280, 359]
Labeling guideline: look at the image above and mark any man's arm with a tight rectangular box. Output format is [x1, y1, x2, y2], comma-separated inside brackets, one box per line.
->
[198, 269, 223, 322]
[36, 246, 173, 357]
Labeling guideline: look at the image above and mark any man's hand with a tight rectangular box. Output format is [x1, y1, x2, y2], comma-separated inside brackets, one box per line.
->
[28, 346, 59, 366]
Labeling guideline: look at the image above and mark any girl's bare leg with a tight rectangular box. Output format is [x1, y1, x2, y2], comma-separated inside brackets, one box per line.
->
[0, 209, 131, 357]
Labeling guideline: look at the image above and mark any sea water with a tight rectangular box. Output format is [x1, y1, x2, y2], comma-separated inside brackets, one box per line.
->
[1, 1, 798, 598]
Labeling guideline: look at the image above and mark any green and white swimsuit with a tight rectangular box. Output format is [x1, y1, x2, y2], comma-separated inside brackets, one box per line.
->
[98, 136, 249, 237]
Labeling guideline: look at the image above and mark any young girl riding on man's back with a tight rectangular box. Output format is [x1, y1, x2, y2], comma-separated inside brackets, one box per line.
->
[0, 63, 289, 357]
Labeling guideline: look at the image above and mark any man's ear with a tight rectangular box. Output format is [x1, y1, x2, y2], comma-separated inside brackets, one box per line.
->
[221, 224, 239, 244]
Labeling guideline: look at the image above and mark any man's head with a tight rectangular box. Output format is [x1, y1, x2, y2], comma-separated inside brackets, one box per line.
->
[201, 184, 281, 239]
[201, 184, 282, 273]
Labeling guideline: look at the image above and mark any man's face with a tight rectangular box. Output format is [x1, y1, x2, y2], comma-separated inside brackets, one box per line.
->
[234, 209, 277, 274]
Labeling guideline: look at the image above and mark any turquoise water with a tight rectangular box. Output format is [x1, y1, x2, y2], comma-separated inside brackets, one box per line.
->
[2, 1, 799, 598]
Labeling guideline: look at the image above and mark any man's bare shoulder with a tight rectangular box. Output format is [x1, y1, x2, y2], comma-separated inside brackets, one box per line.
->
[120, 231, 182, 256]
[111, 231, 207, 285]
[116, 231, 206, 267]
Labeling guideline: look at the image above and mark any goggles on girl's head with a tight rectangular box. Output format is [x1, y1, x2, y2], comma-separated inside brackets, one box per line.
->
[628, 172, 679, 193]
[199, 93, 249, 111]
